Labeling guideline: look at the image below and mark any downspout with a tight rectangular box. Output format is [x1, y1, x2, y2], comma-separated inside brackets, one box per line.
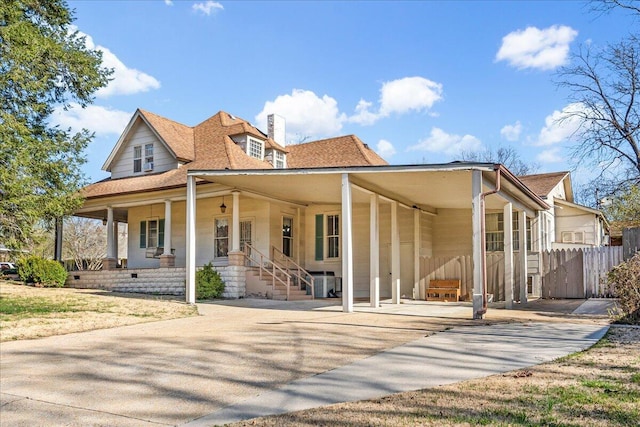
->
[476, 165, 501, 318]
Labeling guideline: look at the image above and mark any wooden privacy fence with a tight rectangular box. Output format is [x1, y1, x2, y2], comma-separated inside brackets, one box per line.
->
[541, 247, 624, 299]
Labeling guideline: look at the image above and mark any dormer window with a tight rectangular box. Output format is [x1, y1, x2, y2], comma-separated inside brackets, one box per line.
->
[274, 151, 286, 169]
[247, 137, 264, 160]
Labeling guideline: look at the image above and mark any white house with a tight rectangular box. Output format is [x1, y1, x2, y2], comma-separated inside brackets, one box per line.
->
[66, 108, 608, 319]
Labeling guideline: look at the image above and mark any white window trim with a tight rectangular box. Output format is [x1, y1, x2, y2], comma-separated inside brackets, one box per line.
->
[247, 137, 265, 160]
[282, 215, 294, 257]
[325, 212, 340, 260]
[274, 151, 286, 169]
[133, 145, 142, 173]
[144, 143, 154, 171]
[213, 216, 230, 259]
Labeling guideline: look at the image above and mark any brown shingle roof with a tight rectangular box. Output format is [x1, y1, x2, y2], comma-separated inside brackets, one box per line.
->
[84, 111, 387, 199]
[139, 109, 194, 161]
[518, 171, 570, 198]
[287, 135, 388, 168]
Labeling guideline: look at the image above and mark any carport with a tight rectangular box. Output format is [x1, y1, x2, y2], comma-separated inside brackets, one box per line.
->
[185, 163, 549, 319]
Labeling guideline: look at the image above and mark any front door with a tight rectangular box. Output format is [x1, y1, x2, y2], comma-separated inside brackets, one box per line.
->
[282, 216, 293, 257]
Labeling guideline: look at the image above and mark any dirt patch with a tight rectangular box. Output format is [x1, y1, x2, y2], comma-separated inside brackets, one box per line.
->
[229, 326, 640, 427]
[0, 281, 197, 341]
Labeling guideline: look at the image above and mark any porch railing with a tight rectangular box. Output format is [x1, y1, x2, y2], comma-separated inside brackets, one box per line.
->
[243, 243, 291, 300]
[271, 246, 315, 299]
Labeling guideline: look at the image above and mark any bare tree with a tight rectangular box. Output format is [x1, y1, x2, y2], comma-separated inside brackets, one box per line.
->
[458, 146, 540, 176]
[590, 0, 640, 15]
[556, 36, 640, 191]
[63, 217, 106, 270]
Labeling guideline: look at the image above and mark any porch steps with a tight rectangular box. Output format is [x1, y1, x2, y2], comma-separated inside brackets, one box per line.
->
[246, 267, 313, 301]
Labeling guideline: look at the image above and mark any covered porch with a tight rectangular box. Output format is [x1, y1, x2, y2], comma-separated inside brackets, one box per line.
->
[185, 163, 549, 319]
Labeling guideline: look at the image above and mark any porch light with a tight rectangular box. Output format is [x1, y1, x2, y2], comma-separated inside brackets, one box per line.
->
[220, 197, 226, 213]
[102, 218, 107, 226]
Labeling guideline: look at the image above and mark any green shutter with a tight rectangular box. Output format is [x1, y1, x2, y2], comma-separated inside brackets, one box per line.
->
[159, 219, 165, 247]
[315, 214, 324, 261]
[139, 221, 147, 248]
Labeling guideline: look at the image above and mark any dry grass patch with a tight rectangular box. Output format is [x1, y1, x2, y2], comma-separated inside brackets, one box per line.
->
[231, 326, 640, 427]
[0, 281, 198, 341]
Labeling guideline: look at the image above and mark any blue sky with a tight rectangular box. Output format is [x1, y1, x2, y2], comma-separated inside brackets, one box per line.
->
[57, 0, 632, 189]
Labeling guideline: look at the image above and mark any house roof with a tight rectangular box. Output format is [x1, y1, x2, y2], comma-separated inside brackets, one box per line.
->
[518, 171, 572, 201]
[84, 110, 388, 199]
[138, 109, 194, 161]
[287, 135, 388, 168]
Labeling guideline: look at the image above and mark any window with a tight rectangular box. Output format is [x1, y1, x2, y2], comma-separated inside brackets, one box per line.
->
[315, 214, 340, 260]
[240, 220, 252, 252]
[485, 213, 531, 251]
[144, 143, 154, 171]
[274, 151, 285, 169]
[327, 214, 340, 258]
[133, 146, 142, 173]
[282, 216, 293, 257]
[214, 218, 229, 258]
[139, 219, 165, 249]
[247, 137, 264, 160]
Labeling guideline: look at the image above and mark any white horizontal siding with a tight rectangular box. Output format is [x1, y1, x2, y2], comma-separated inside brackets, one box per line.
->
[111, 121, 178, 179]
[432, 209, 472, 257]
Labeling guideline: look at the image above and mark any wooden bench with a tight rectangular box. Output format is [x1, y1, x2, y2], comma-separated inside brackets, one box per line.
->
[426, 279, 461, 302]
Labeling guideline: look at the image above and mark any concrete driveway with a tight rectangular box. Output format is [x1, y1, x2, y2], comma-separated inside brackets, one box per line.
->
[0, 298, 610, 426]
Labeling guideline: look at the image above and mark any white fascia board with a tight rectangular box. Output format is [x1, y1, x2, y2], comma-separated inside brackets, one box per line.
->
[483, 177, 538, 217]
[186, 163, 498, 178]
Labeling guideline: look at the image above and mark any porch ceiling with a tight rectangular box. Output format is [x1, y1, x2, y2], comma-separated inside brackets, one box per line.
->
[189, 167, 517, 211]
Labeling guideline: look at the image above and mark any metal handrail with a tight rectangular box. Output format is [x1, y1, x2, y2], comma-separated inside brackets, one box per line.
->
[271, 246, 315, 299]
[243, 243, 290, 300]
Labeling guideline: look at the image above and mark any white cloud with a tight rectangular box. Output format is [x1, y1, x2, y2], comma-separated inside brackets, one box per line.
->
[78, 30, 161, 98]
[536, 103, 585, 146]
[500, 121, 522, 141]
[379, 76, 443, 116]
[376, 139, 396, 158]
[164, 0, 173, 5]
[192, 1, 224, 16]
[349, 99, 379, 125]
[537, 148, 564, 163]
[348, 76, 443, 125]
[496, 25, 578, 70]
[256, 89, 346, 141]
[51, 103, 131, 136]
[408, 127, 482, 156]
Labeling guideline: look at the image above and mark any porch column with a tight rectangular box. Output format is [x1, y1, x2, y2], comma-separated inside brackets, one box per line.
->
[160, 200, 175, 267]
[413, 209, 420, 300]
[295, 207, 301, 263]
[504, 203, 514, 309]
[227, 190, 244, 267]
[391, 201, 400, 304]
[54, 217, 63, 263]
[519, 210, 528, 304]
[112, 220, 119, 262]
[231, 191, 240, 253]
[471, 170, 484, 319]
[186, 175, 196, 304]
[103, 206, 117, 270]
[341, 173, 354, 313]
[369, 194, 379, 308]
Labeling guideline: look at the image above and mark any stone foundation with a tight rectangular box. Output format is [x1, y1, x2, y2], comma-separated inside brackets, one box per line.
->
[66, 268, 186, 295]
[65, 265, 248, 299]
